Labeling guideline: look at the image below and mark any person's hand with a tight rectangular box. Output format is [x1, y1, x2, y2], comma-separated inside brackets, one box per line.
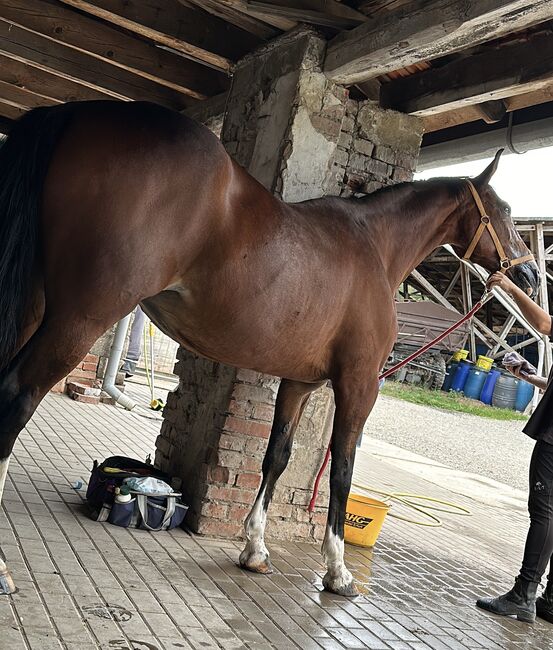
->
[504, 363, 524, 378]
[486, 271, 518, 296]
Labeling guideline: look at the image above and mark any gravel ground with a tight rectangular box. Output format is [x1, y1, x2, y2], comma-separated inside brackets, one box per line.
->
[364, 394, 535, 491]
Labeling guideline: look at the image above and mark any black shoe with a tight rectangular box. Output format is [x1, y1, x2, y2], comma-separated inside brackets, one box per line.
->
[120, 360, 136, 378]
[536, 581, 553, 624]
[476, 576, 538, 623]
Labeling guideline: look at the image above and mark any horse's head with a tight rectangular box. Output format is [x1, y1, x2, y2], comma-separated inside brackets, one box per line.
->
[452, 150, 539, 298]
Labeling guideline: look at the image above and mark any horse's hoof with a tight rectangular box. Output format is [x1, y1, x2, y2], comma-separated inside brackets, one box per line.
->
[322, 571, 359, 597]
[239, 550, 274, 575]
[0, 568, 16, 595]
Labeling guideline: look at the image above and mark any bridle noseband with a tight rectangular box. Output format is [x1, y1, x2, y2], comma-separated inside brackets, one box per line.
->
[463, 180, 534, 273]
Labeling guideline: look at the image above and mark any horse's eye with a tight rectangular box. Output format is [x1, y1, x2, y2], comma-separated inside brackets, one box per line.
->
[504, 206, 511, 216]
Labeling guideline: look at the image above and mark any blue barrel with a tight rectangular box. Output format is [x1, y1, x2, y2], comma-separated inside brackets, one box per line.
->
[450, 360, 472, 393]
[515, 380, 534, 412]
[441, 360, 460, 391]
[492, 373, 519, 409]
[480, 368, 500, 405]
[463, 366, 488, 400]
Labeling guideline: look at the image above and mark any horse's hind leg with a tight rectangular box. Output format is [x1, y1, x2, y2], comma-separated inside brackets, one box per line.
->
[321, 375, 379, 597]
[0, 311, 128, 594]
[240, 379, 324, 574]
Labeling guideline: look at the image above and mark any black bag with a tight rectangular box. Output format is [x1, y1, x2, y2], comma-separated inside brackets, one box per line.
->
[86, 455, 188, 531]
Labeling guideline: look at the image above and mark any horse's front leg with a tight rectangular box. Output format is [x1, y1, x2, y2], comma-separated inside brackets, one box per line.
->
[240, 379, 324, 574]
[322, 375, 380, 596]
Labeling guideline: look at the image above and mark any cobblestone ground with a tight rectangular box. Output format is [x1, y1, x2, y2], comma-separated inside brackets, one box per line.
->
[1, 384, 552, 649]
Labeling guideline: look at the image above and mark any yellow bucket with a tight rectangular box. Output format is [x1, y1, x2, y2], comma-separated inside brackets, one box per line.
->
[344, 493, 390, 547]
[476, 355, 493, 372]
[452, 349, 469, 362]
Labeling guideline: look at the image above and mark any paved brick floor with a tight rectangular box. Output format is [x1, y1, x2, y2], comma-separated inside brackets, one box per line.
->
[1, 384, 553, 649]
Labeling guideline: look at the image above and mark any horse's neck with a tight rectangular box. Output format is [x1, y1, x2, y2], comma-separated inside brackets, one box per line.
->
[366, 183, 462, 290]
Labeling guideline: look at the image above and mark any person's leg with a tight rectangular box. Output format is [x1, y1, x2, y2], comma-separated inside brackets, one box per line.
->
[536, 560, 553, 623]
[121, 306, 146, 375]
[520, 440, 553, 582]
[477, 440, 553, 623]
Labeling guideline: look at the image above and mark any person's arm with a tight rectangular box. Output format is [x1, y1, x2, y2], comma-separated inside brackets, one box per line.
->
[503, 360, 548, 390]
[487, 272, 552, 335]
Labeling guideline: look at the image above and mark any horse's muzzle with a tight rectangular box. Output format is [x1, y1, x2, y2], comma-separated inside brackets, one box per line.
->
[512, 261, 540, 299]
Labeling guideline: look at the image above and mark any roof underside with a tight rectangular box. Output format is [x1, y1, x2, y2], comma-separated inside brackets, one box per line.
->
[1, 0, 553, 146]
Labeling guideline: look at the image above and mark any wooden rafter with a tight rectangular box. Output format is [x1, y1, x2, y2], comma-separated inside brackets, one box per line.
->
[382, 32, 553, 116]
[58, 0, 262, 73]
[0, 79, 60, 110]
[183, 0, 283, 39]
[325, 0, 553, 85]
[0, 55, 115, 103]
[1, 0, 229, 100]
[247, 0, 367, 29]
[0, 22, 194, 110]
[423, 82, 553, 132]
[0, 101, 26, 121]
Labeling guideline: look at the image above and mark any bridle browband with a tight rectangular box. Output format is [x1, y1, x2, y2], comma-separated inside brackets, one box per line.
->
[463, 180, 534, 273]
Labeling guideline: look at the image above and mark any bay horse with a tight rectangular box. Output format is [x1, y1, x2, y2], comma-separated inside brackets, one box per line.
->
[0, 101, 539, 597]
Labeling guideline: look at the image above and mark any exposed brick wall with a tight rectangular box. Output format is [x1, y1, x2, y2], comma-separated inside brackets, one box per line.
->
[156, 350, 331, 541]
[50, 353, 101, 394]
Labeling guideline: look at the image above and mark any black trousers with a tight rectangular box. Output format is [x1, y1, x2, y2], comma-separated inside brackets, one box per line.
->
[520, 440, 553, 583]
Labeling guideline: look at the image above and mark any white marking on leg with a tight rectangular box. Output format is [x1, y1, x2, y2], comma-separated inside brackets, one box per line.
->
[239, 487, 271, 570]
[0, 456, 10, 504]
[0, 455, 15, 593]
[322, 525, 353, 591]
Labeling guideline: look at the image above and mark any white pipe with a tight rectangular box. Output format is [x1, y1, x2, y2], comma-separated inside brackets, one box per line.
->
[102, 315, 136, 410]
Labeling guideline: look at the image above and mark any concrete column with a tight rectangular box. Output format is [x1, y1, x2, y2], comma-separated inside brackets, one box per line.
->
[157, 28, 423, 542]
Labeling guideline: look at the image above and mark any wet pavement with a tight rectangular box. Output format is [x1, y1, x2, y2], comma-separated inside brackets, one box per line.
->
[1, 383, 552, 649]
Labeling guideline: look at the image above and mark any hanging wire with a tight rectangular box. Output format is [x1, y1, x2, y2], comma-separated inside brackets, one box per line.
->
[506, 111, 526, 155]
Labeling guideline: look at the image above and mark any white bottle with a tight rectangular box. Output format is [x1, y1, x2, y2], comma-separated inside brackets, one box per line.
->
[115, 486, 132, 503]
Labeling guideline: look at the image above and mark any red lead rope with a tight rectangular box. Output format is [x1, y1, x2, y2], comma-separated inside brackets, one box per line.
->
[307, 292, 492, 512]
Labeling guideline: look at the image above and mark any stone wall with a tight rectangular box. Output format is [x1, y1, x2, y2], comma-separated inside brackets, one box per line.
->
[328, 99, 423, 197]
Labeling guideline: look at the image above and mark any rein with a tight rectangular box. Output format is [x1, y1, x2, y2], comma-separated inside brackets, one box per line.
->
[308, 181, 534, 513]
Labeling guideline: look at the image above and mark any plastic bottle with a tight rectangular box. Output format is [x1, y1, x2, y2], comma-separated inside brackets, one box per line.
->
[480, 367, 501, 405]
[450, 360, 472, 392]
[515, 380, 534, 413]
[441, 360, 460, 391]
[463, 366, 488, 400]
[115, 485, 132, 503]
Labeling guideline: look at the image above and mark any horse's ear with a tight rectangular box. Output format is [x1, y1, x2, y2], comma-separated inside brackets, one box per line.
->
[474, 149, 504, 186]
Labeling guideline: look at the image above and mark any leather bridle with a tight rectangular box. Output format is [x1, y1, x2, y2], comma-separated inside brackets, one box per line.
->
[463, 180, 534, 273]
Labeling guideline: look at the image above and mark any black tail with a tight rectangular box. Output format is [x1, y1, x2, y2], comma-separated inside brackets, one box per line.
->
[0, 104, 76, 372]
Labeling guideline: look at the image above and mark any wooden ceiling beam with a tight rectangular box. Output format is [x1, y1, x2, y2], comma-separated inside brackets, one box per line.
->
[0, 55, 115, 103]
[0, 79, 61, 110]
[1, 0, 229, 99]
[0, 101, 26, 121]
[422, 84, 553, 132]
[183, 0, 282, 39]
[0, 21, 195, 110]
[325, 0, 553, 85]
[382, 32, 553, 116]
[58, 0, 262, 72]
[247, 0, 366, 29]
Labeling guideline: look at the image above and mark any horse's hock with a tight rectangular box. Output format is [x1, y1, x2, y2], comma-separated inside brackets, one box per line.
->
[156, 27, 424, 543]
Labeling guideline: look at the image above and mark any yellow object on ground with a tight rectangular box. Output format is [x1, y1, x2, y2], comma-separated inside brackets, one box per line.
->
[452, 349, 469, 362]
[344, 493, 390, 547]
[476, 355, 493, 371]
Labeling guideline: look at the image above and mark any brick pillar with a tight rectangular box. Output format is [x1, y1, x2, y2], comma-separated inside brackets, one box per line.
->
[157, 28, 422, 542]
